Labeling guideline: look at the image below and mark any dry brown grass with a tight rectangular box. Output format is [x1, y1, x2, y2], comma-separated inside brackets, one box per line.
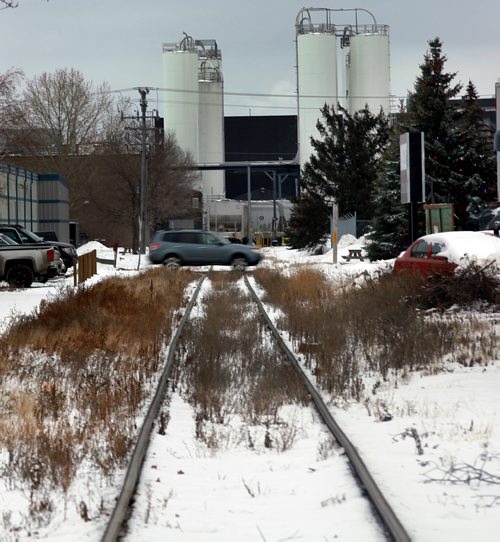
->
[0, 268, 194, 526]
[0, 263, 496, 529]
[413, 261, 500, 309]
[172, 272, 309, 449]
[2, 268, 191, 361]
[253, 267, 498, 398]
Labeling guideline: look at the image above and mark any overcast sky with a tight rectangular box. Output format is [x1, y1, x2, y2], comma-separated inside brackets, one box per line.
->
[2, 0, 500, 116]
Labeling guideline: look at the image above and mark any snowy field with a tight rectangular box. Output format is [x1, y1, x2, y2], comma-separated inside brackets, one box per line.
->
[0, 240, 499, 541]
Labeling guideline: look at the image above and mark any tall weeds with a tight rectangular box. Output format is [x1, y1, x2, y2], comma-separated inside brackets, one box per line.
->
[0, 268, 194, 530]
[172, 272, 309, 450]
[253, 268, 498, 399]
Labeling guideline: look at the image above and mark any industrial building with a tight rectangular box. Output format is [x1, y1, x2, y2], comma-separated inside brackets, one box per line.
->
[296, 7, 390, 166]
[0, 164, 70, 243]
[4, 7, 496, 249]
[162, 34, 225, 200]
[161, 7, 391, 240]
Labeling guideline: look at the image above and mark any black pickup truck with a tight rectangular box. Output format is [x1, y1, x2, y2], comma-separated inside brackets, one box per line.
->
[0, 224, 78, 269]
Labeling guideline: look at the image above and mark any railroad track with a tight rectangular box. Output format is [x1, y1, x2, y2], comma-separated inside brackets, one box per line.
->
[102, 272, 411, 542]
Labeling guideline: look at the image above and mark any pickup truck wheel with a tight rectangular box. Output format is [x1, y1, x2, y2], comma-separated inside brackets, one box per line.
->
[6, 264, 34, 288]
[231, 257, 248, 271]
[163, 256, 181, 270]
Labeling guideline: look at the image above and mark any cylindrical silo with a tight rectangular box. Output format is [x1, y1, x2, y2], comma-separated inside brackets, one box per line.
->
[296, 13, 338, 168]
[198, 53, 225, 199]
[347, 27, 390, 114]
[162, 35, 200, 161]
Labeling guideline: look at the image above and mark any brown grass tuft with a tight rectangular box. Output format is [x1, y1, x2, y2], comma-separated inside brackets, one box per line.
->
[253, 267, 498, 398]
[173, 273, 309, 449]
[0, 268, 194, 524]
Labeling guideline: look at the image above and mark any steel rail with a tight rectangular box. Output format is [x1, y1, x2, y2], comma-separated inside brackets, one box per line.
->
[244, 275, 411, 542]
[101, 275, 206, 542]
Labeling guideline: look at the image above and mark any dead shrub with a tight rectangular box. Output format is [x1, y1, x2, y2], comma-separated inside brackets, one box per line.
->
[253, 267, 497, 399]
[0, 268, 194, 507]
[412, 261, 500, 310]
[173, 273, 309, 450]
[1, 268, 193, 361]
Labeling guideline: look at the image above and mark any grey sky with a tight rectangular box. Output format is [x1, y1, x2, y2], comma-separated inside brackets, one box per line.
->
[2, 0, 499, 115]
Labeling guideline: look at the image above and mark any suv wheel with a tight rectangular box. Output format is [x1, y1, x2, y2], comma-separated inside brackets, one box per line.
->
[6, 264, 35, 288]
[163, 256, 182, 270]
[232, 257, 248, 271]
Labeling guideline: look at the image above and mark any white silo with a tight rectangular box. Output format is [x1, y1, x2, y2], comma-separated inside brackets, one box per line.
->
[162, 34, 200, 161]
[296, 8, 338, 168]
[296, 9, 391, 168]
[198, 41, 225, 199]
[347, 27, 390, 114]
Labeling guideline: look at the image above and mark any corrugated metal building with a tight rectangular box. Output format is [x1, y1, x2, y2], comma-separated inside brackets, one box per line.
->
[0, 163, 70, 242]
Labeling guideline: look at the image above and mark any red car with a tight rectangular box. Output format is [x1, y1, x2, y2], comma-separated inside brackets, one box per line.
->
[394, 231, 500, 277]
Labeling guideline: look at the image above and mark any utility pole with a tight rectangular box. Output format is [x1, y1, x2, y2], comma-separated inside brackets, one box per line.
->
[121, 88, 162, 258]
[139, 88, 149, 255]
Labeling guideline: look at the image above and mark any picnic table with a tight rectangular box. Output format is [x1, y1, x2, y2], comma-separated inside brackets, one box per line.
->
[345, 248, 364, 262]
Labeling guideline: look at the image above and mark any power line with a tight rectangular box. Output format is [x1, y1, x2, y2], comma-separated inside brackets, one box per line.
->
[108, 85, 408, 101]
[109, 85, 496, 101]
[106, 85, 496, 114]
[109, 87, 404, 113]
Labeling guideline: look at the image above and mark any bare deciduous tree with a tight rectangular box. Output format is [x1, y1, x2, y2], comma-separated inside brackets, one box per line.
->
[4, 68, 195, 249]
[148, 135, 198, 230]
[1, 1, 50, 10]
[21, 68, 113, 155]
[0, 67, 24, 158]
[0, 1, 18, 10]
[84, 126, 197, 250]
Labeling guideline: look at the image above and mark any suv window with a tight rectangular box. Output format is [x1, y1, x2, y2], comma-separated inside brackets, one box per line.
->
[162, 231, 223, 245]
[180, 232, 200, 244]
[164, 231, 199, 244]
[198, 232, 221, 245]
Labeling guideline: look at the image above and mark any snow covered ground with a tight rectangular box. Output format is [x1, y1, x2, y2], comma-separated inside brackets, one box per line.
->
[0, 240, 499, 541]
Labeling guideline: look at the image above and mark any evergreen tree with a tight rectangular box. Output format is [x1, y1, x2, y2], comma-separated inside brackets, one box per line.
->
[288, 103, 389, 248]
[407, 38, 461, 139]
[366, 125, 409, 260]
[453, 81, 496, 205]
[407, 37, 462, 207]
[286, 192, 330, 249]
[302, 104, 389, 220]
[407, 38, 496, 228]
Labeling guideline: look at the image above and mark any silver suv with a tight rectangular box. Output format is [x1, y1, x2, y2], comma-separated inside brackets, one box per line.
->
[148, 229, 262, 270]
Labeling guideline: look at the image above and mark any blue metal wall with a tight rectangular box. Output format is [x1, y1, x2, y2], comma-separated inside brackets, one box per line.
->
[0, 163, 70, 242]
